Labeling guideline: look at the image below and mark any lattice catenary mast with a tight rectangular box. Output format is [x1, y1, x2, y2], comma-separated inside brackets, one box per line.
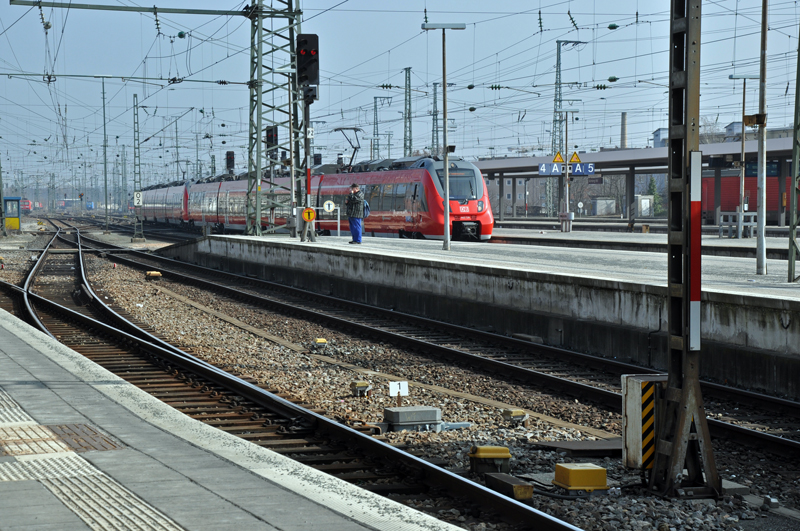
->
[403, 67, 412, 156]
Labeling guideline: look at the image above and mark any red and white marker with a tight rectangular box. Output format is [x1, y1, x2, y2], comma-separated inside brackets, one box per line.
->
[689, 151, 702, 351]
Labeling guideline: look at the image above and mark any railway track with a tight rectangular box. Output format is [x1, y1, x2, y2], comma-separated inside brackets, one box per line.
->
[74, 232, 800, 457]
[0, 228, 578, 531]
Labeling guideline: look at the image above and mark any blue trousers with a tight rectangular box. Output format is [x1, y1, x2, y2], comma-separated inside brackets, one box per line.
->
[349, 217, 363, 243]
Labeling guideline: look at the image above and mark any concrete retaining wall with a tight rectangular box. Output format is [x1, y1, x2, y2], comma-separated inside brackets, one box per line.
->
[160, 236, 800, 399]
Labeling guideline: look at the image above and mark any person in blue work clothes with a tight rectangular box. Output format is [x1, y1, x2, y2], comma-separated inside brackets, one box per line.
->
[345, 183, 365, 244]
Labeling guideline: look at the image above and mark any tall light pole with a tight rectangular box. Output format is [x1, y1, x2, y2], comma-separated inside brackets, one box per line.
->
[729, 74, 759, 239]
[756, 0, 768, 274]
[95, 75, 112, 232]
[422, 22, 466, 251]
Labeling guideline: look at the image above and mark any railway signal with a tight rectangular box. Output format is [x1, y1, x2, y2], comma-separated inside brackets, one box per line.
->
[296, 34, 319, 86]
[266, 126, 278, 160]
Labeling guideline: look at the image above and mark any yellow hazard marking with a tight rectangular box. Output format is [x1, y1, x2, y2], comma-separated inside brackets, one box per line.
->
[569, 151, 582, 164]
[552, 151, 564, 163]
[641, 381, 656, 469]
[302, 208, 316, 222]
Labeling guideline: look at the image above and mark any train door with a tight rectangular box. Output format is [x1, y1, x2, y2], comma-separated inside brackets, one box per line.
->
[366, 184, 382, 235]
[215, 182, 223, 229]
[182, 184, 189, 222]
[223, 191, 229, 226]
[409, 182, 420, 235]
[381, 184, 393, 232]
[393, 183, 407, 233]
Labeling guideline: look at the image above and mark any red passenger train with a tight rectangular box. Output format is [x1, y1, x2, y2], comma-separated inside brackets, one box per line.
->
[20, 199, 32, 213]
[701, 175, 792, 223]
[140, 156, 494, 240]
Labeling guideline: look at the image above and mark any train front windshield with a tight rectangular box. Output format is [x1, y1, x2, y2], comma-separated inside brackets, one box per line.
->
[435, 168, 480, 201]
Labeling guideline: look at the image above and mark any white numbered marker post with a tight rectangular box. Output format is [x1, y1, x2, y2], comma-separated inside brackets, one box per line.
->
[389, 381, 409, 406]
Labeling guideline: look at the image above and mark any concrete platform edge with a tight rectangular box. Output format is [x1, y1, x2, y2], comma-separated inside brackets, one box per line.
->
[210, 235, 799, 311]
[0, 309, 461, 531]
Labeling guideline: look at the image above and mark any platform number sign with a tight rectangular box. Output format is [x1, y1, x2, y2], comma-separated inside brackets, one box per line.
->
[539, 163, 594, 176]
[133, 191, 143, 206]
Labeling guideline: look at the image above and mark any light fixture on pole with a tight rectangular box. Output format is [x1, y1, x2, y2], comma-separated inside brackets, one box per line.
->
[422, 22, 466, 251]
[94, 75, 112, 233]
[729, 74, 760, 240]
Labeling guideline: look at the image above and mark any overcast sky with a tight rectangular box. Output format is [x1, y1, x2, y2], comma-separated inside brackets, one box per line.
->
[0, 0, 797, 189]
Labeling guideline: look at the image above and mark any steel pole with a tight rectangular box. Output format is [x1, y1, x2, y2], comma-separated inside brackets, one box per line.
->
[442, 28, 450, 250]
[756, 0, 768, 274]
[102, 78, 109, 231]
[789, 21, 800, 282]
[0, 157, 6, 237]
[564, 114, 570, 216]
[738, 79, 746, 239]
[289, 87, 297, 238]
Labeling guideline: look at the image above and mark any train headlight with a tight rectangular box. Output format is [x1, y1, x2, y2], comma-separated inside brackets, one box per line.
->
[477, 200, 485, 212]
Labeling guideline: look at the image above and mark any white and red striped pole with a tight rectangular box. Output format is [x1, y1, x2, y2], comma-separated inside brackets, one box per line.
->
[689, 151, 702, 351]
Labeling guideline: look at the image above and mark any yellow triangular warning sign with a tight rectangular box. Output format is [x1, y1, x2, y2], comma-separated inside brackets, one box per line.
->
[569, 151, 582, 164]
[553, 152, 564, 163]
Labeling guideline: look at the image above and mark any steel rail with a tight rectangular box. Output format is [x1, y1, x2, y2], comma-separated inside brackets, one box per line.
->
[75, 237, 800, 456]
[22, 229, 61, 339]
[20, 230, 582, 531]
[86, 237, 800, 413]
[96, 246, 624, 409]
[26, 295, 582, 531]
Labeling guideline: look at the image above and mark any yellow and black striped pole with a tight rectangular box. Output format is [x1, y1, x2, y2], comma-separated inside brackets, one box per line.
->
[641, 380, 656, 469]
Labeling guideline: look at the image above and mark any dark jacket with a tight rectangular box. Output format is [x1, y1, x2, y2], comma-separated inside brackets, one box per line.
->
[345, 190, 365, 218]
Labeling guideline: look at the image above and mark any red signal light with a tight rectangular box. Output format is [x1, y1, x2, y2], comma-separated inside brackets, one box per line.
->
[299, 49, 307, 55]
[310, 50, 317, 56]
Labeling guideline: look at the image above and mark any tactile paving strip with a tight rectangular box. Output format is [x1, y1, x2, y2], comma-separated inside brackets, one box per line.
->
[0, 425, 72, 456]
[0, 385, 185, 530]
[0, 389, 36, 425]
[0, 453, 97, 481]
[41, 475, 185, 531]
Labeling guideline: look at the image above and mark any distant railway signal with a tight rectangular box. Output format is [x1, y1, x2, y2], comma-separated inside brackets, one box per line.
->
[265, 126, 278, 160]
[297, 34, 319, 86]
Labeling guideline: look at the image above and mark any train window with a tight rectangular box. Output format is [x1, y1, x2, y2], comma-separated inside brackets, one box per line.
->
[394, 183, 407, 211]
[367, 184, 382, 211]
[435, 168, 480, 201]
[381, 184, 393, 211]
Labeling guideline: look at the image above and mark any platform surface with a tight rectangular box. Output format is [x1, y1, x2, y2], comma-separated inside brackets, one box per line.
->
[492, 227, 790, 250]
[0, 311, 459, 531]
[232, 234, 800, 301]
